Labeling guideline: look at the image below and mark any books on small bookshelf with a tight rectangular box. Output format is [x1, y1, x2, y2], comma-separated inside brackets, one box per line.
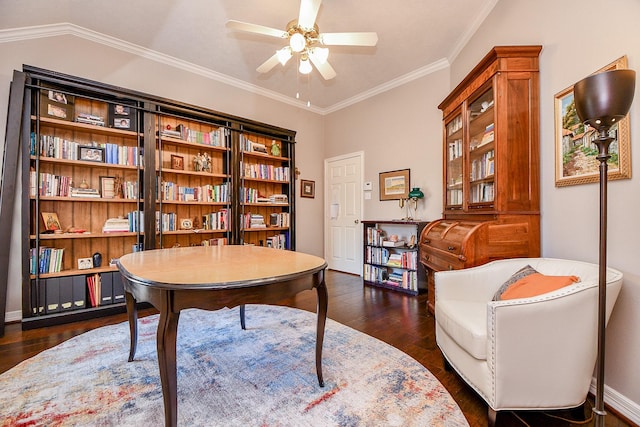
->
[382, 240, 406, 248]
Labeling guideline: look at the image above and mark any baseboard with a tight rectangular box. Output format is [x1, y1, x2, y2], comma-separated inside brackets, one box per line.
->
[591, 379, 640, 425]
[4, 309, 22, 323]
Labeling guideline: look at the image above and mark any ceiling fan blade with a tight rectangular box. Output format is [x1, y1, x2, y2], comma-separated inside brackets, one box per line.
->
[226, 20, 288, 39]
[308, 52, 336, 80]
[256, 53, 281, 73]
[320, 32, 378, 46]
[298, 0, 322, 30]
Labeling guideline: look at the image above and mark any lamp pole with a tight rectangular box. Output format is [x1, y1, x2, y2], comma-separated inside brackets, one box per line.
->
[593, 130, 614, 427]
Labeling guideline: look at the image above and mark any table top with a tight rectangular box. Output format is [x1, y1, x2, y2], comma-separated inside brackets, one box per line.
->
[117, 245, 327, 290]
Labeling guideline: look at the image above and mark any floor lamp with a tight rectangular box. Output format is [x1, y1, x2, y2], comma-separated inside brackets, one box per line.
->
[573, 68, 635, 427]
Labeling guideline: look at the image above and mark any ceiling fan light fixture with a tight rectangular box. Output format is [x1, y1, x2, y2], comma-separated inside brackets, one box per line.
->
[276, 47, 293, 65]
[299, 57, 312, 74]
[289, 32, 306, 52]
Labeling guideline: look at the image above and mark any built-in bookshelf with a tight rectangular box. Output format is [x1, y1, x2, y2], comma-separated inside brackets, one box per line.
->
[362, 220, 429, 296]
[3, 65, 296, 329]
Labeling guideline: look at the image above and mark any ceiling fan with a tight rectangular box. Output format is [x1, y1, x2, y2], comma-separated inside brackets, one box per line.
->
[226, 0, 378, 80]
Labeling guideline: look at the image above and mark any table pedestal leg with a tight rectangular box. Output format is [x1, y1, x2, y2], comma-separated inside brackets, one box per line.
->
[157, 298, 180, 427]
[315, 269, 327, 387]
[125, 291, 138, 362]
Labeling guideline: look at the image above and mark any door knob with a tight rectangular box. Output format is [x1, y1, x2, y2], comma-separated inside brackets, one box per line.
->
[354, 219, 360, 224]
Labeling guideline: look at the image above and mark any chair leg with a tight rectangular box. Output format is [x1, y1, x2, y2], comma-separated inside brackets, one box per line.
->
[488, 407, 497, 427]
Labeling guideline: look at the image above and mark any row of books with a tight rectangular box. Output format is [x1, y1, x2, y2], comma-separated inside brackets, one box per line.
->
[201, 237, 228, 246]
[31, 171, 72, 197]
[202, 209, 231, 231]
[160, 124, 227, 147]
[269, 212, 290, 227]
[241, 163, 289, 182]
[30, 247, 64, 274]
[448, 189, 463, 205]
[242, 138, 268, 154]
[386, 271, 419, 292]
[470, 182, 495, 204]
[470, 149, 495, 182]
[31, 271, 125, 315]
[366, 227, 386, 246]
[266, 233, 288, 249]
[159, 181, 229, 202]
[448, 138, 463, 161]
[365, 247, 418, 269]
[32, 134, 143, 167]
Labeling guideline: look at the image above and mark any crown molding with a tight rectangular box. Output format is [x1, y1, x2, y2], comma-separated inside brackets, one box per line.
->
[323, 58, 450, 114]
[0, 22, 450, 115]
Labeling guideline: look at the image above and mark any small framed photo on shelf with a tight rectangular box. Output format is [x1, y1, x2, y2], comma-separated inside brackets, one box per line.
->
[78, 146, 105, 162]
[180, 218, 193, 230]
[100, 176, 116, 198]
[379, 169, 410, 201]
[171, 154, 184, 170]
[41, 212, 62, 232]
[108, 102, 137, 131]
[77, 257, 93, 270]
[39, 89, 74, 121]
[301, 179, 315, 198]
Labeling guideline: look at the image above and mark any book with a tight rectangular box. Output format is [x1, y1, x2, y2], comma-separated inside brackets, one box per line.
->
[382, 240, 406, 247]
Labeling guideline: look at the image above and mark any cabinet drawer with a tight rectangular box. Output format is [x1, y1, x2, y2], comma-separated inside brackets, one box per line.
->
[420, 247, 465, 271]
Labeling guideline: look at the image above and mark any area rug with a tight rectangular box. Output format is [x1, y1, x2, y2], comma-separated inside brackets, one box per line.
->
[0, 305, 468, 426]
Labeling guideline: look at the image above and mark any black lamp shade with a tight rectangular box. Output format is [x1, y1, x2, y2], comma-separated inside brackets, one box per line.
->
[574, 69, 636, 131]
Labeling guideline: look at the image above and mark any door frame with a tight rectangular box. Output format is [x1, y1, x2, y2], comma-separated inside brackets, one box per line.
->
[323, 151, 364, 274]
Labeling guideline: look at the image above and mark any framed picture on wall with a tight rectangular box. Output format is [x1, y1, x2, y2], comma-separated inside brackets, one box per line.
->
[554, 56, 631, 187]
[379, 169, 410, 201]
[301, 179, 315, 198]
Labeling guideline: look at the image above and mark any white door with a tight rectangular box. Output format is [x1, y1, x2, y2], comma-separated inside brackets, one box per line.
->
[324, 152, 363, 274]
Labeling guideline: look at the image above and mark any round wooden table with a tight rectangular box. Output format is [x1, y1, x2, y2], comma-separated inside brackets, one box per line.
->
[117, 245, 328, 427]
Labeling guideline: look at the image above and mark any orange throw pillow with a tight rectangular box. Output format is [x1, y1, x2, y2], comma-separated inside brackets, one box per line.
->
[498, 273, 580, 300]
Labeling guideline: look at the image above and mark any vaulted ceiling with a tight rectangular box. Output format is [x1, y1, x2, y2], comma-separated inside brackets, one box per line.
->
[0, 0, 498, 112]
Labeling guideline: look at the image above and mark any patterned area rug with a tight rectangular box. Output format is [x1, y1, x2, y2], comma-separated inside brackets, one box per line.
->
[0, 305, 468, 426]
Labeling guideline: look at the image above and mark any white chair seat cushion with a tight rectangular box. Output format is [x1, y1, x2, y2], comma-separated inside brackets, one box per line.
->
[436, 299, 487, 360]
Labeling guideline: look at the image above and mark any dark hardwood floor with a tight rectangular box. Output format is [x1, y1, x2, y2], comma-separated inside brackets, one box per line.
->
[0, 270, 633, 426]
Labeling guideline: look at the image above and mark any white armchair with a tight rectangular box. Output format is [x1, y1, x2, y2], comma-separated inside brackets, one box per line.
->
[434, 258, 623, 425]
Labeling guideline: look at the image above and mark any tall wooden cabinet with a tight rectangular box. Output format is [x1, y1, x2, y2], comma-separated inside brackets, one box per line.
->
[3, 65, 296, 329]
[419, 46, 542, 312]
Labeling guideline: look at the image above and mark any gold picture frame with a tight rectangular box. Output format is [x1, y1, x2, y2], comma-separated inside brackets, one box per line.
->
[379, 169, 410, 201]
[554, 56, 631, 187]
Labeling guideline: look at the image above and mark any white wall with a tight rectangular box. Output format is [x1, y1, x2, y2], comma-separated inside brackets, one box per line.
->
[324, 68, 449, 222]
[0, 35, 326, 319]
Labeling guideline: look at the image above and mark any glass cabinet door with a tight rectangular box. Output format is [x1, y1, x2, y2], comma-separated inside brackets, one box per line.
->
[445, 113, 463, 209]
[467, 87, 495, 206]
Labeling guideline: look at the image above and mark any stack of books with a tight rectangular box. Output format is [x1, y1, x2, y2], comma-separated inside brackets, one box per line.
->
[70, 187, 100, 198]
[76, 113, 105, 126]
[250, 214, 266, 228]
[102, 217, 130, 233]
